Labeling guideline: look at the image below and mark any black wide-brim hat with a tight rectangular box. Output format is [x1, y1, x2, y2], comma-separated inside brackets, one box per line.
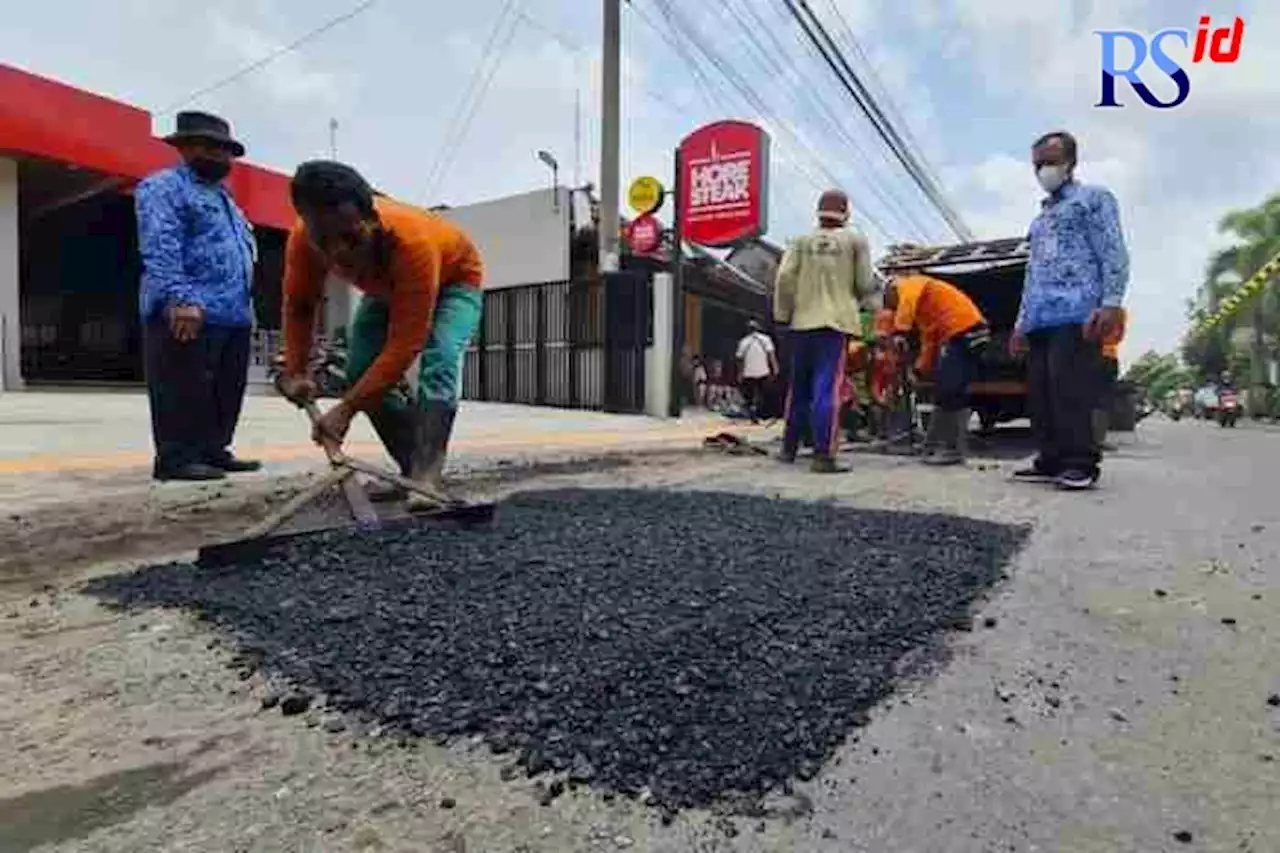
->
[164, 110, 245, 157]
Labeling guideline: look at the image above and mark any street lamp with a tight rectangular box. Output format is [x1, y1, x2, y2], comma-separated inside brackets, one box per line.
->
[537, 149, 559, 211]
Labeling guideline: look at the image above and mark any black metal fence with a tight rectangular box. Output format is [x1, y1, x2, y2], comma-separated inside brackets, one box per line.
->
[461, 274, 651, 413]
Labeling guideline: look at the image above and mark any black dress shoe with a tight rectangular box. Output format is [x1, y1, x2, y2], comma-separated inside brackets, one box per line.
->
[208, 453, 263, 473]
[154, 463, 228, 482]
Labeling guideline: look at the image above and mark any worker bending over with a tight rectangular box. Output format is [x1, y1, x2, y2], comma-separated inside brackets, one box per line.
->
[773, 189, 879, 473]
[885, 274, 989, 465]
[276, 161, 484, 511]
[1094, 307, 1127, 451]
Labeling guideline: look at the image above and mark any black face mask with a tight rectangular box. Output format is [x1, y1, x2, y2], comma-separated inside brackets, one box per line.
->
[189, 157, 231, 183]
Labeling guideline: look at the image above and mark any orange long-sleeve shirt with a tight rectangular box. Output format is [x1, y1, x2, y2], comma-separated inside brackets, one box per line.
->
[892, 274, 985, 374]
[282, 197, 484, 411]
[1101, 307, 1127, 360]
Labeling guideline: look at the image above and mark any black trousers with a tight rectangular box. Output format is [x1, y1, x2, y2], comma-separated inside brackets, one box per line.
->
[144, 319, 251, 473]
[1027, 324, 1102, 475]
[1097, 356, 1120, 410]
[740, 376, 768, 420]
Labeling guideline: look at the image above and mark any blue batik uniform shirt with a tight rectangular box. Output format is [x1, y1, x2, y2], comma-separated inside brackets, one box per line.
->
[1016, 180, 1129, 333]
[135, 164, 257, 327]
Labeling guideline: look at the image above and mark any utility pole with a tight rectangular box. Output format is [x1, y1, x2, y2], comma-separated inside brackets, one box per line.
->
[599, 0, 621, 273]
[328, 118, 338, 159]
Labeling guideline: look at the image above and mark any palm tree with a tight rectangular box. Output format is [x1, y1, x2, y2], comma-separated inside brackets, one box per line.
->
[1184, 247, 1242, 379]
[1188, 195, 1280, 411]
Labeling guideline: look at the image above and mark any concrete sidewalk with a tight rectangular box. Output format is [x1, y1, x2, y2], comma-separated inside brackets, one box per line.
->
[0, 391, 771, 510]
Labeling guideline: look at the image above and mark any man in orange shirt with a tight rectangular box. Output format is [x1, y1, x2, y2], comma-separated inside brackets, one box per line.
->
[885, 274, 989, 464]
[276, 161, 484, 511]
[1094, 307, 1127, 450]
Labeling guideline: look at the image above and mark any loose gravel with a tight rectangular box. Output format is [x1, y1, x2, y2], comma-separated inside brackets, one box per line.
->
[89, 487, 1027, 812]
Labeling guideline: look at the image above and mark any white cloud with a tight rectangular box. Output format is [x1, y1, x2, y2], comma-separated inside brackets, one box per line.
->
[886, 0, 1280, 359]
[205, 12, 356, 108]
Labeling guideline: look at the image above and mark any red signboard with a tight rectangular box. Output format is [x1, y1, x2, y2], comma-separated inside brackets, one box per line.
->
[627, 213, 662, 254]
[676, 120, 770, 247]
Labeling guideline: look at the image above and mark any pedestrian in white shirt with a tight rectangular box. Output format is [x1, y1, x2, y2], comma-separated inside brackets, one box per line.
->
[735, 320, 778, 422]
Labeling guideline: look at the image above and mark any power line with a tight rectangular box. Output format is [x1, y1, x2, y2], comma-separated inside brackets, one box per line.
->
[625, 7, 813, 234]
[157, 0, 380, 115]
[819, 0, 933, 182]
[719, 0, 935, 241]
[517, 12, 695, 116]
[789, 0, 971, 241]
[626, 0, 723, 110]
[782, 0, 973, 241]
[643, 0, 897, 242]
[644, 0, 839, 209]
[423, 0, 524, 200]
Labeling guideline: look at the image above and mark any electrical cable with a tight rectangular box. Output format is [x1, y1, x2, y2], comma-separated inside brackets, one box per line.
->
[626, 2, 827, 231]
[765, 7, 938, 242]
[782, 0, 973, 241]
[816, 0, 959, 242]
[157, 0, 380, 115]
[626, 0, 724, 111]
[820, 0, 934, 183]
[646, 0, 896, 242]
[720, 0, 935, 241]
[423, 0, 525, 200]
[517, 12, 696, 116]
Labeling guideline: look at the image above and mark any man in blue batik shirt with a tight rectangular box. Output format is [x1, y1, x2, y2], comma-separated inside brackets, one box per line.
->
[136, 111, 261, 481]
[1010, 130, 1129, 491]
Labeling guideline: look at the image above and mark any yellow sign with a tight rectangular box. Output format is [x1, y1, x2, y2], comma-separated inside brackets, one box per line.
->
[627, 176, 665, 214]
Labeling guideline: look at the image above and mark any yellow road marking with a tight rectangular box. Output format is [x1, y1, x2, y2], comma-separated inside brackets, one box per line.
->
[0, 423, 770, 475]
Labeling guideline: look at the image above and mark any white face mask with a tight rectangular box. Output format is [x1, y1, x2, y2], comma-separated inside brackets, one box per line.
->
[1036, 164, 1068, 193]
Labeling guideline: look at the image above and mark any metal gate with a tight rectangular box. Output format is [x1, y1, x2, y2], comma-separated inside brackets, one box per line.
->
[602, 270, 650, 413]
[463, 279, 604, 410]
[461, 275, 651, 413]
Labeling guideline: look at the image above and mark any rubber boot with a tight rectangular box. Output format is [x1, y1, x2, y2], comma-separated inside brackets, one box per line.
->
[810, 454, 850, 474]
[925, 408, 967, 466]
[405, 403, 458, 513]
[365, 407, 417, 502]
[919, 406, 944, 460]
[956, 408, 970, 458]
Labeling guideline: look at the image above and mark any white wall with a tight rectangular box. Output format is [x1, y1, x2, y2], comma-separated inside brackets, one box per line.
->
[0, 158, 20, 392]
[438, 187, 570, 289]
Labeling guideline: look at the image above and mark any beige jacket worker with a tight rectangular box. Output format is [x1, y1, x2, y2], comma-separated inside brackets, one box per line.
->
[773, 227, 878, 337]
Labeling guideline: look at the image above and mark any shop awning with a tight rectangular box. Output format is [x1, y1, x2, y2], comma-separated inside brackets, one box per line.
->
[0, 63, 294, 230]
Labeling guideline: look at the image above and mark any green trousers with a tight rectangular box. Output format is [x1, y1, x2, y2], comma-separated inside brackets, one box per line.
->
[346, 284, 483, 412]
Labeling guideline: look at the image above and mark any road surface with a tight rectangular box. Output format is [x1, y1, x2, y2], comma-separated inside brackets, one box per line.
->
[0, 417, 1276, 852]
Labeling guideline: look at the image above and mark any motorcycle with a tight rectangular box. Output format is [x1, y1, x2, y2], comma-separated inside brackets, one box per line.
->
[1218, 389, 1239, 427]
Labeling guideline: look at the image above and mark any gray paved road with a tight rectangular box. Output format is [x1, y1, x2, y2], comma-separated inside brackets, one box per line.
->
[1, 418, 1276, 852]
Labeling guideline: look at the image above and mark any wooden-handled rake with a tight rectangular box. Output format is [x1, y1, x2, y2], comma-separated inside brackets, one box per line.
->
[197, 394, 495, 567]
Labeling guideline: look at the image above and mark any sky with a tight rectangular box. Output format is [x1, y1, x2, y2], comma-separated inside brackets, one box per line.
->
[1, 0, 1274, 362]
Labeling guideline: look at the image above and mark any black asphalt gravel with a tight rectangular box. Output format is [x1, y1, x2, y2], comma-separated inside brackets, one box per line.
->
[89, 488, 1027, 812]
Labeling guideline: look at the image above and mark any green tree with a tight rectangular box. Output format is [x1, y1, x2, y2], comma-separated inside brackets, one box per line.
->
[1182, 195, 1280, 405]
[1124, 350, 1191, 403]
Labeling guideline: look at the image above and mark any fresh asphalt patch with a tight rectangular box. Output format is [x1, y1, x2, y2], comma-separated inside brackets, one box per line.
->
[88, 488, 1028, 813]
